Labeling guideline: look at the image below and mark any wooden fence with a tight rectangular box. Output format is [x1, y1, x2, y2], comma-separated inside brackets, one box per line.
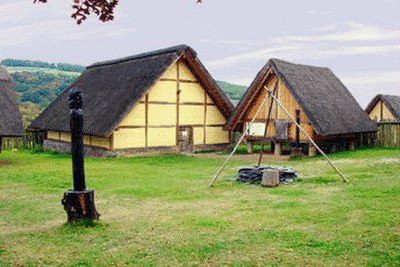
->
[376, 122, 400, 147]
[1, 131, 46, 150]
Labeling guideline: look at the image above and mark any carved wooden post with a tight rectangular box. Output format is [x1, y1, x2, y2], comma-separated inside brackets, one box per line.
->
[295, 109, 301, 147]
[61, 88, 99, 223]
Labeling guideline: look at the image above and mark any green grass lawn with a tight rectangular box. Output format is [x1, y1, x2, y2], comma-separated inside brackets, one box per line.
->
[0, 148, 399, 266]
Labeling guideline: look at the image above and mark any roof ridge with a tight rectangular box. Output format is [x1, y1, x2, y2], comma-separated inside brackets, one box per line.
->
[381, 94, 400, 98]
[269, 58, 331, 71]
[88, 44, 194, 69]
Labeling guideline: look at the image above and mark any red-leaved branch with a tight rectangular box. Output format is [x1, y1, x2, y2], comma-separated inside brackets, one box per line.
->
[34, 0, 202, 24]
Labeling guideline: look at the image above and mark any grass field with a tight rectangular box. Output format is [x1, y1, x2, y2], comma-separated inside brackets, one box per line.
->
[0, 148, 399, 266]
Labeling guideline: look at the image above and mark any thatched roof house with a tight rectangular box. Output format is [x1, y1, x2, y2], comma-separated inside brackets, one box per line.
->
[365, 94, 400, 122]
[0, 67, 24, 138]
[31, 45, 234, 156]
[226, 59, 376, 156]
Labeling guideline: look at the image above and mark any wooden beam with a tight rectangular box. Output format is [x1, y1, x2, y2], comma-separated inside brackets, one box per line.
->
[275, 78, 279, 119]
[139, 101, 216, 106]
[295, 109, 301, 147]
[145, 94, 149, 148]
[204, 92, 207, 144]
[117, 124, 225, 130]
[160, 78, 199, 84]
[109, 134, 114, 150]
[176, 61, 180, 146]
[257, 81, 278, 166]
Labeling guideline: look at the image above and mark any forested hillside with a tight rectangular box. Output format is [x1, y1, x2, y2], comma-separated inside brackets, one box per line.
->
[216, 81, 247, 105]
[1, 59, 85, 73]
[1, 59, 247, 127]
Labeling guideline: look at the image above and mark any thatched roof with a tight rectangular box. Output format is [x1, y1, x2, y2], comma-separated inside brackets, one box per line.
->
[0, 67, 24, 137]
[365, 94, 400, 120]
[227, 58, 376, 136]
[31, 45, 234, 137]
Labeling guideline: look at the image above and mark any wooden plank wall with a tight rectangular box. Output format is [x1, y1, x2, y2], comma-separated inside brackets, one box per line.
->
[1, 130, 45, 150]
[243, 74, 314, 142]
[376, 122, 400, 147]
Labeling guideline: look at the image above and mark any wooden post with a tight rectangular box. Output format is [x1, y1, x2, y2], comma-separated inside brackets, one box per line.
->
[176, 62, 180, 146]
[295, 109, 301, 147]
[308, 144, 317, 157]
[257, 82, 278, 166]
[62, 88, 99, 223]
[70, 102, 86, 191]
[274, 142, 282, 156]
[270, 142, 275, 153]
[203, 92, 207, 144]
[145, 94, 149, 148]
[246, 140, 254, 154]
[348, 141, 356, 151]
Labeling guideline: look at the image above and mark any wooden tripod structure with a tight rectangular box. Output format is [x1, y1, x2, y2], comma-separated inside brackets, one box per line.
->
[209, 87, 349, 187]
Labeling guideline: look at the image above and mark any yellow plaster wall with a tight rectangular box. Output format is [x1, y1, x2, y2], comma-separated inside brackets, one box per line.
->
[84, 136, 91, 145]
[193, 127, 204, 145]
[206, 95, 214, 104]
[368, 100, 396, 121]
[60, 132, 71, 143]
[148, 128, 176, 147]
[382, 103, 395, 120]
[148, 81, 177, 102]
[148, 104, 176, 126]
[180, 105, 204, 125]
[180, 82, 204, 103]
[113, 128, 145, 149]
[91, 136, 111, 149]
[369, 100, 382, 121]
[207, 106, 226, 125]
[206, 127, 230, 144]
[47, 130, 110, 149]
[179, 61, 197, 81]
[119, 103, 146, 126]
[47, 131, 59, 140]
[112, 58, 230, 150]
[161, 63, 178, 80]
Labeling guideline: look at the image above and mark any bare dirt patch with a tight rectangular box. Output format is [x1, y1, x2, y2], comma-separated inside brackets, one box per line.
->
[195, 153, 290, 162]
[0, 160, 12, 166]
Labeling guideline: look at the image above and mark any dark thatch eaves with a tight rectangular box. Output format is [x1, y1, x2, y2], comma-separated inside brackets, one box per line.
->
[365, 94, 400, 120]
[31, 45, 234, 137]
[227, 58, 376, 136]
[0, 67, 24, 137]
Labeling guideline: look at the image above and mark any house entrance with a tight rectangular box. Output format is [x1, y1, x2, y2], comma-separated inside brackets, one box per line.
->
[178, 126, 193, 153]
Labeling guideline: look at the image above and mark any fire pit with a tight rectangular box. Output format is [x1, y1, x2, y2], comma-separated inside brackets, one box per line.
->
[237, 166, 297, 185]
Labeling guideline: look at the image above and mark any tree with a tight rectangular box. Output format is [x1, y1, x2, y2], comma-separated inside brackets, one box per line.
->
[34, 0, 202, 25]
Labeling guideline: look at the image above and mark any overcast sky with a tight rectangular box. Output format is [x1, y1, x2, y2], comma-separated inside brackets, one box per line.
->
[1, 0, 399, 106]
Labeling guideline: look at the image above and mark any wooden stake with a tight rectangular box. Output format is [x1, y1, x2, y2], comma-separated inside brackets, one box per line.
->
[267, 87, 350, 183]
[257, 82, 278, 167]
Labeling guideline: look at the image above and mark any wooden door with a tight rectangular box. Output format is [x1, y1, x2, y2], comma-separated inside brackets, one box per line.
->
[178, 126, 193, 153]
